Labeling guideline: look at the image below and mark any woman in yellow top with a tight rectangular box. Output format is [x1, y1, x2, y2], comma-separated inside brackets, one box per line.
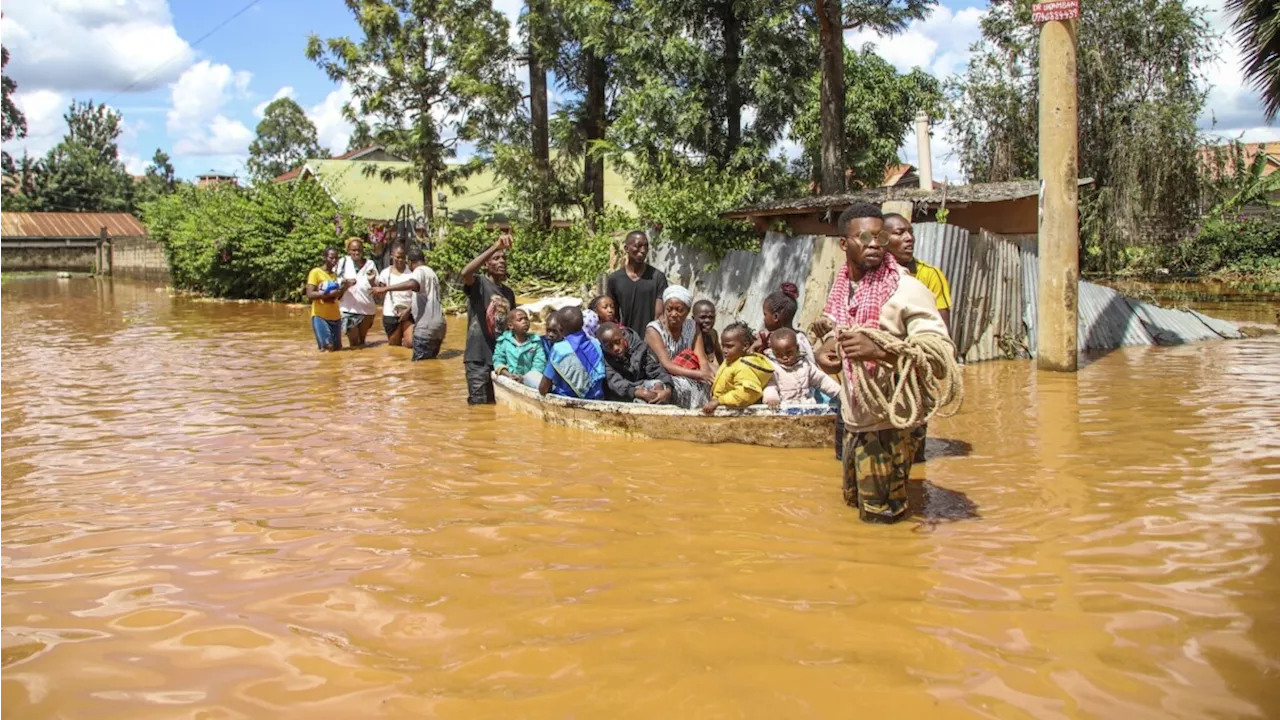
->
[305, 247, 354, 351]
[702, 321, 775, 414]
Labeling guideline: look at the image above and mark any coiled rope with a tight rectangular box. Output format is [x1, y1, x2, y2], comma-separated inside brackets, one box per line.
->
[841, 329, 964, 430]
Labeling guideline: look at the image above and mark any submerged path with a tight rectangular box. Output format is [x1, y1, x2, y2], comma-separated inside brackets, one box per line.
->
[3, 276, 1279, 718]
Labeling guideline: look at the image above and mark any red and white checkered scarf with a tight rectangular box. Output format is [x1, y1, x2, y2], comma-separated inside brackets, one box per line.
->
[823, 253, 901, 378]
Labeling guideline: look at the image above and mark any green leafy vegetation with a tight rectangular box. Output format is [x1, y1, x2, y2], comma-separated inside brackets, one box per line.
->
[142, 182, 362, 302]
[247, 98, 330, 183]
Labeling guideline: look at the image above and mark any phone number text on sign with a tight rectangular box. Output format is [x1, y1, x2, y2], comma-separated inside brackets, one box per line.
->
[1032, 0, 1079, 23]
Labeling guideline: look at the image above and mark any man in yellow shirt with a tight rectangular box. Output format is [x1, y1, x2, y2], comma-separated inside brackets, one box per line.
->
[305, 247, 354, 351]
[884, 213, 952, 333]
[883, 213, 953, 462]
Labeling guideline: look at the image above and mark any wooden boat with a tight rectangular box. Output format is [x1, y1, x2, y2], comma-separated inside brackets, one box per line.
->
[492, 374, 837, 448]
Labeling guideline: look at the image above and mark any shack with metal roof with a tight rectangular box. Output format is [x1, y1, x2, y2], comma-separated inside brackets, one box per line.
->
[1, 212, 166, 278]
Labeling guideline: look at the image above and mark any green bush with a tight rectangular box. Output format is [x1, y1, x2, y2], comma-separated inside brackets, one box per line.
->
[142, 182, 362, 301]
[1151, 215, 1280, 277]
[426, 209, 634, 304]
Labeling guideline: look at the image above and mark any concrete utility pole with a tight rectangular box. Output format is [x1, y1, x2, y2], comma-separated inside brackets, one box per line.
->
[1035, 9, 1079, 372]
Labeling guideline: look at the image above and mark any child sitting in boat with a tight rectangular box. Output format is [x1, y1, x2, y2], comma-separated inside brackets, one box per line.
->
[598, 321, 674, 404]
[762, 328, 840, 407]
[493, 308, 547, 388]
[692, 299, 723, 369]
[539, 307, 607, 400]
[703, 321, 775, 414]
[753, 283, 814, 362]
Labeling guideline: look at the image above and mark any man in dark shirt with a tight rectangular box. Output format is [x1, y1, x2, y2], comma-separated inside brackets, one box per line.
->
[606, 230, 668, 331]
[461, 230, 517, 404]
[597, 321, 673, 404]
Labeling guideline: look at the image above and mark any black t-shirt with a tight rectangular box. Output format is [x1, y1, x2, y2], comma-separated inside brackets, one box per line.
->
[606, 265, 668, 331]
[463, 275, 516, 365]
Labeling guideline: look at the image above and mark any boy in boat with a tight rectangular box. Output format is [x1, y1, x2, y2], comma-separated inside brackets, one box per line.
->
[702, 321, 774, 414]
[817, 202, 953, 524]
[762, 328, 841, 407]
[539, 307, 607, 400]
[598, 321, 674, 404]
[691, 299, 723, 368]
[493, 308, 547, 388]
[461, 230, 516, 404]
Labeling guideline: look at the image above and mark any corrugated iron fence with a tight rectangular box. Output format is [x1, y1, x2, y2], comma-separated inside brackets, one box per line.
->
[913, 223, 1242, 362]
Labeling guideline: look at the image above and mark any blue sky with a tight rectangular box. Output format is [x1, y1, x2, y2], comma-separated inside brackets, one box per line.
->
[2, 0, 1272, 183]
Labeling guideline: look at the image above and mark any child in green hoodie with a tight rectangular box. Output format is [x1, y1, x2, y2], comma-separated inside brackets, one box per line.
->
[703, 321, 775, 414]
[493, 308, 547, 388]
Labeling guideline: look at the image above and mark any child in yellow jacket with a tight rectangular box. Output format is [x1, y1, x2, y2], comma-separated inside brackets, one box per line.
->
[703, 321, 775, 414]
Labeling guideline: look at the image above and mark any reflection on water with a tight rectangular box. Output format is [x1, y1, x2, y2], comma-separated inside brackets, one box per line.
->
[1101, 278, 1280, 326]
[3, 276, 1279, 718]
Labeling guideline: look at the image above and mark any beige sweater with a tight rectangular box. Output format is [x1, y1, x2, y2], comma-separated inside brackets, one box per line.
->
[823, 274, 951, 432]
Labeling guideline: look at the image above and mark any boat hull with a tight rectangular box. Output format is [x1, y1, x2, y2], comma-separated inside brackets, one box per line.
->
[492, 374, 836, 448]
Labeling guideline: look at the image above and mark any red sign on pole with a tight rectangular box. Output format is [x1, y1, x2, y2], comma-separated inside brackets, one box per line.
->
[1032, 0, 1079, 23]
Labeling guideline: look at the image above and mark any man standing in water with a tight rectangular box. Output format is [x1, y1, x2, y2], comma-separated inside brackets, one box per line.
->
[883, 214, 952, 332]
[883, 213, 954, 461]
[407, 248, 446, 361]
[818, 203, 952, 524]
[606, 230, 668, 331]
[461, 230, 517, 404]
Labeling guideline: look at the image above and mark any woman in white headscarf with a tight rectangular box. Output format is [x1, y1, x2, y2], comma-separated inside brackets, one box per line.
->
[644, 285, 713, 409]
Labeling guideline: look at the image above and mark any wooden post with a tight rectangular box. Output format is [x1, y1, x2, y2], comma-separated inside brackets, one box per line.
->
[100, 226, 113, 277]
[1036, 15, 1079, 372]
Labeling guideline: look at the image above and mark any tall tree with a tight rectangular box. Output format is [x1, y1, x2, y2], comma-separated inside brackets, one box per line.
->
[525, 0, 555, 228]
[2, 45, 29, 175]
[791, 45, 944, 187]
[806, 0, 933, 193]
[247, 98, 329, 182]
[948, 0, 1212, 270]
[1228, 0, 1280, 120]
[37, 100, 133, 212]
[135, 148, 178, 205]
[307, 0, 520, 222]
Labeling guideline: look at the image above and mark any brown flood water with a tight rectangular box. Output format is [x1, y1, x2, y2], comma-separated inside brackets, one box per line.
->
[3, 276, 1280, 719]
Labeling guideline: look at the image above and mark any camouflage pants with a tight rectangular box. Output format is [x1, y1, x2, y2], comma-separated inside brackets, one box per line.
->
[842, 428, 914, 523]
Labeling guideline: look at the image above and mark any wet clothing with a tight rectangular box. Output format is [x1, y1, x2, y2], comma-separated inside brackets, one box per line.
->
[341, 311, 373, 338]
[377, 266, 416, 317]
[311, 315, 341, 351]
[646, 318, 710, 410]
[843, 428, 914, 523]
[906, 259, 953, 311]
[464, 362, 495, 404]
[493, 331, 546, 377]
[710, 353, 775, 407]
[463, 276, 516, 365]
[410, 264, 446, 347]
[607, 265, 668, 331]
[306, 267, 341, 321]
[412, 335, 443, 361]
[544, 331, 606, 400]
[603, 327, 673, 402]
[763, 357, 841, 405]
[463, 275, 515, 404]
[336, 256, 379, 317]
[382, 314, 404, 337]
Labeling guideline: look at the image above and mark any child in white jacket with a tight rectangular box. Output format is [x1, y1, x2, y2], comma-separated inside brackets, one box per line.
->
[762, 328, 841, 406]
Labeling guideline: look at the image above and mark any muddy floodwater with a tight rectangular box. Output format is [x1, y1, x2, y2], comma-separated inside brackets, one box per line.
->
[3, 276, 1279, 719]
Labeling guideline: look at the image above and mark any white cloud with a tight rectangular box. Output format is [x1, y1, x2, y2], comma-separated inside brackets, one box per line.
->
[307, 83, 355, 154]
[253, 86, 298, 119]
[166, 61, 254, 157]
[1191, 0, 1275, 141]
[0, 0, 194, 92]
[2, 90, 70, 159]
[122, 152, 148, 175]
[845, 6, 983, 78]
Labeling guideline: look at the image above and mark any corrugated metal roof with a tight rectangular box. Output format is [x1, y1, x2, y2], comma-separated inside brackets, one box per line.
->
[1076, 282, 1155, 350]
[0, 212, 146, 239]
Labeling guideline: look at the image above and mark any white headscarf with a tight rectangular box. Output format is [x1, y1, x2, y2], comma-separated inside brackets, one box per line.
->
[663, 285, 693, 307]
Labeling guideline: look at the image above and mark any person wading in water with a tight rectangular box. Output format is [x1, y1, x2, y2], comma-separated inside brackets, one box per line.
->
[461, 230, 517, 404]
[606, 230, 668, 331]
[817, 203, 954, 524]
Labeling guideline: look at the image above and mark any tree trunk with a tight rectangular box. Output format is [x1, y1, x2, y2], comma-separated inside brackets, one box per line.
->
[528, 0, 552, 230]
[422, 168, 434, 224]
[584, 48, 607, 223]
[817, 0, 845, 194]
[722, 0, 742, 165]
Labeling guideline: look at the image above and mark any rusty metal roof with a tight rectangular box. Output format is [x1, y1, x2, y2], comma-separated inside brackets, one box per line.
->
[0, 212, 147, 239]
